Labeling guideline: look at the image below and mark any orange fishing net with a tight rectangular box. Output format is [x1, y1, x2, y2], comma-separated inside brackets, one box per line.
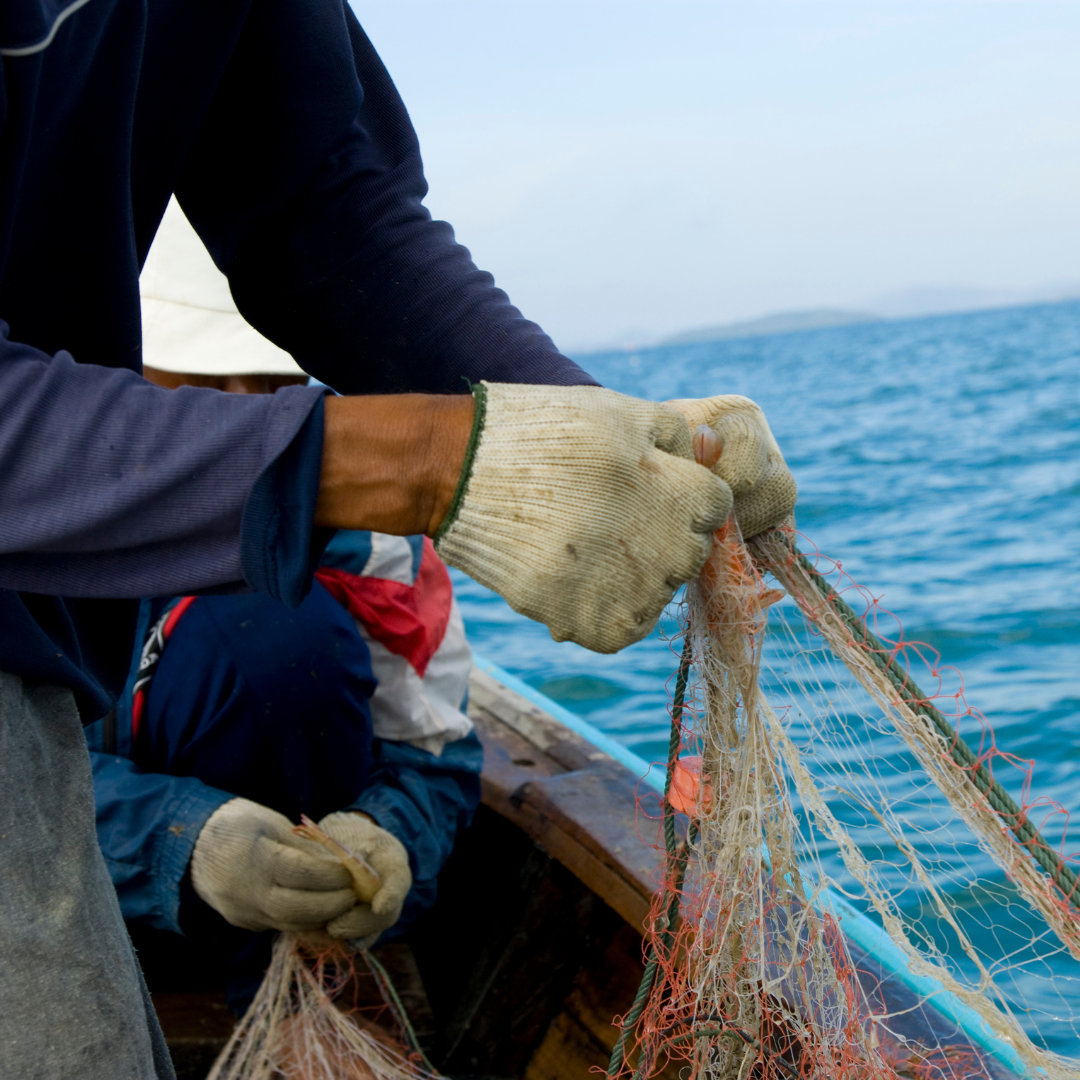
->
[207, 933, 438, 1080]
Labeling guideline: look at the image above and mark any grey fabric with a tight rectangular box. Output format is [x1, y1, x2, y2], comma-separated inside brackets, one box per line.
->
[0, 673, 175, 1079]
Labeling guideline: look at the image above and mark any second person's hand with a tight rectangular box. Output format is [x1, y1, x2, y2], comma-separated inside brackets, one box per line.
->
[190, 798, 357, 933]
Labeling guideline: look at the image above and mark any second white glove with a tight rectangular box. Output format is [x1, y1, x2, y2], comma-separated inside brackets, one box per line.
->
[668, 395, 796, 538]
[317, 812, 413, 941]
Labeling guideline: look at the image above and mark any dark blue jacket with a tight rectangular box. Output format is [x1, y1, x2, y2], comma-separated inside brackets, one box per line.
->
[85, 530, 483, 935]
[0, 0, 594, 719]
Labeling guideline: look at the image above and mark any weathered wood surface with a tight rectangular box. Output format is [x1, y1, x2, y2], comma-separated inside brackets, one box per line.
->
[411, 804, 627, 1077]
[466, 666, 671, 931]
[438, 667, 680, 1079]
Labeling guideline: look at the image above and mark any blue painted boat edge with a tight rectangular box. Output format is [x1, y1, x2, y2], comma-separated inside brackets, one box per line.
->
[472, 652, 667, 791]
[472, 652, 1033, 1078]
[821, 891, 1030, 1076]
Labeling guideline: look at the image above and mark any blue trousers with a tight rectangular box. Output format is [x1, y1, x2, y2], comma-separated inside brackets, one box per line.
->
[137, 580, 377, 822]
[134, 581, 378, 1010]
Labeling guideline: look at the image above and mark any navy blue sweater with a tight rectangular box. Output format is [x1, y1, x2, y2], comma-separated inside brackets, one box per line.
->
[0, 0, 595, 718]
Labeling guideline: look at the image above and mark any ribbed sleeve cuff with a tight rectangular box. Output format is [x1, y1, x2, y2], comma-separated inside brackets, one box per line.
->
[152, 781, 234, 935]
[240, 389, 335, 608]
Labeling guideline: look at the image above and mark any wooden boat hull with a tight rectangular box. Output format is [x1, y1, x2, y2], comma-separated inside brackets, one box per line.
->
[145, 666, 1021, 1080]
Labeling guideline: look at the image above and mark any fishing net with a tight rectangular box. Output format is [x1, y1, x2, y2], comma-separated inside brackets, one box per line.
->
[208, 820, 437, 1080]
[609, 432, 1080, 1080]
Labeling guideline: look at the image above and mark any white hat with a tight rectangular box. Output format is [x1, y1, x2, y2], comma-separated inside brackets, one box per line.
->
[139, 197, 305, 377]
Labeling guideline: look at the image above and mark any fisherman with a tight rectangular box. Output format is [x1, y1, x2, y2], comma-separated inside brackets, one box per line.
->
[87, 201, 481, 1014]
[0, 1, 796, 1074]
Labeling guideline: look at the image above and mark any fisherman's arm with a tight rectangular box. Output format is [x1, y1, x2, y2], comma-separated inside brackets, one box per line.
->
[169, 0, 794, 652]
[0, 302, 793, 671]
[175, 0, 593, 394]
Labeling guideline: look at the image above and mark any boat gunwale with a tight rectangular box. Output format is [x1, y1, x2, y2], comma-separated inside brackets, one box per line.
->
[470, 652, 1029, 1078]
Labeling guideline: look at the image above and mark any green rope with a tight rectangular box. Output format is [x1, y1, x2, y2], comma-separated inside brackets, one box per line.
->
[662, 638, 692, 861]
[361, 947, 439, 1075]
[606, 954, 659, 1079]
[629, 829, 698, 1080]
[607, 637, 693, 1079]
[765, 535, 1080, 913]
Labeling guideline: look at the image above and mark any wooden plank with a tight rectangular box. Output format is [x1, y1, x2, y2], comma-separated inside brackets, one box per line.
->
[524, 924, 682, 1080]
[469, 667, 613, 768]
[150, 991, 233, 1080]
[410, 804, 625, 1078]
[506, 763, 664, 930]
[468, 668, 676, 933]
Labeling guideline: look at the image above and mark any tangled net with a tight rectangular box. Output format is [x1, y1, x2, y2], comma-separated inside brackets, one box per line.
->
[610, 443, 1080, 1079]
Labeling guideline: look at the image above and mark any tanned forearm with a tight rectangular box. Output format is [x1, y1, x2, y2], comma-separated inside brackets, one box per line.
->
[315, 394, 474, 537]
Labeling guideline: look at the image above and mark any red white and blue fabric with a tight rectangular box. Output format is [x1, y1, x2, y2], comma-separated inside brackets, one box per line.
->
[127, 531, 473, 755]
[315, 531, 473, 755]
[89, 529, 480, 942]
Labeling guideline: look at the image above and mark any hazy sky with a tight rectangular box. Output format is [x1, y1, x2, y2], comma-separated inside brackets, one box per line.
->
[350, 1, 1080, 350]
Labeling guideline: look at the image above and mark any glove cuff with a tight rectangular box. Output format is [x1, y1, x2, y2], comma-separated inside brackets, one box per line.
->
[434, 381, 488, 543]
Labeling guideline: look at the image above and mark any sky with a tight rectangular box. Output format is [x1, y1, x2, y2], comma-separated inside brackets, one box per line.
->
[350, 1, 1080, 351]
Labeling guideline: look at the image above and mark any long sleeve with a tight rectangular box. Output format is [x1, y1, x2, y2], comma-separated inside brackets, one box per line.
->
[0, 333, 326, 600]
[87, 740, 232, 933]
[174, 0, 597, 396]
[0, 0, 595, 715]
[0, 336, 328, 714]
[348, 731, 483, 934]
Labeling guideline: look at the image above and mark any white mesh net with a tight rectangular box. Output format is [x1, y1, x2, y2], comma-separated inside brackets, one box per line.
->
[611, 520, 1080, 1080]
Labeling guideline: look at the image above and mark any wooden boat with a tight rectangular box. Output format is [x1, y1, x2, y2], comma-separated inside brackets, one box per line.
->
[143, 659, 1023, 1080]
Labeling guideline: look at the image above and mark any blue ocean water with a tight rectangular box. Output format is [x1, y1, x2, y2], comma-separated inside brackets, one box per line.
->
[449, 300, 1080, 1055]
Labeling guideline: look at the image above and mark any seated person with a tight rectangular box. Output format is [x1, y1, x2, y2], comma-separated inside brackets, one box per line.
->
[85, 200, 482, 1011]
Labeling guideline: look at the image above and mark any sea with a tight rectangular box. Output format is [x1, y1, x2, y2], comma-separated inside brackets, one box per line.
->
[449, 299, 1080, 1058]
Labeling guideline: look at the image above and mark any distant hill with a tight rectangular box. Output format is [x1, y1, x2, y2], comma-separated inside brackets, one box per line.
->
[868, 284, 1080, 318]
[661, 308, 883, 345]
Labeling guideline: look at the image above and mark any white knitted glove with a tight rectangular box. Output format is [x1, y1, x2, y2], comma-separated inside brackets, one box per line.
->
[317, 812, 413, 941]
[190, 798, 357, 932]
[668, 395, 796, 538]
[435, 382, 732, 654]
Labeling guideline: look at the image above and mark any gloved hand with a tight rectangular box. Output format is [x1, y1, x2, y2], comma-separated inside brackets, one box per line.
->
[667, 395, 796, 538]
[190, 798, 357, 932]
[435, 382, 732, 654]
[317, 812, 413, 941]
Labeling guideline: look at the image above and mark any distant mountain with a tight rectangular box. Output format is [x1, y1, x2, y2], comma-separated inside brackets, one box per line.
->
[868, 284, 1080, 318]
[661, 308, 883, 345]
